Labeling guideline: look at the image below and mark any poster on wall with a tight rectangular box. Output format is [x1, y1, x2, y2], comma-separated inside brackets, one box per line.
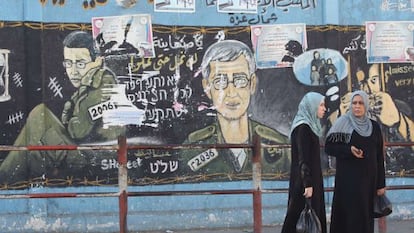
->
[2, 22, 414, 189]
[154, 0, 196, 13]
[366, 21, 414, 63]
[217, 0, 257, 14]
[91, 14, 155, 58]
[250, 23, 307, 68]
[0, 49, 11, 102]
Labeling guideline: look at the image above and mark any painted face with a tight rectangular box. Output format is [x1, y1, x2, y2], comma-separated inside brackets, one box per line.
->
[317, 99, 326, 119]
[351, 94, 366, 118]
[361, 64, 381, 94]
[202, 55, 256, 120]
[63, 47, 95, 88]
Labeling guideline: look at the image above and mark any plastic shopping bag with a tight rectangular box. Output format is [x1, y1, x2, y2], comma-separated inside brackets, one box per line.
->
[296, 198, 322, 233]
[373, 194, 392, 218]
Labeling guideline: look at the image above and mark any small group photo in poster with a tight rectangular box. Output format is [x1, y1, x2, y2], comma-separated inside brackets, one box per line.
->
[92, 14, 155, 58]
[217, 0, 257, 14]
[154, 0, 195, 13]
[366, 21, 414, 63]
[250, 23, 307, 69]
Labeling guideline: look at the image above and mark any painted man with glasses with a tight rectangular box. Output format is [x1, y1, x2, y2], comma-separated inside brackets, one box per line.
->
[0, 31, 124, 184]
[180, 40, 290, 179]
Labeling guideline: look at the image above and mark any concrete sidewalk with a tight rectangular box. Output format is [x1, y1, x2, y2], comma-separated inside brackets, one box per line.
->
[138, 219, 414, 233]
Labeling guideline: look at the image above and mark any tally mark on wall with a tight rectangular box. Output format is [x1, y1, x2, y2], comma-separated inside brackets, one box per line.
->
[12, 73, 23, 88]
[48, 77, 64, 98]
[5, 111, 24, 125]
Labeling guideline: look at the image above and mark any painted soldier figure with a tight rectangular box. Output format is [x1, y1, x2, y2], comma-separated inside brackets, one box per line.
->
[0, 31, 125, 184]
[179, 40, 290, 179]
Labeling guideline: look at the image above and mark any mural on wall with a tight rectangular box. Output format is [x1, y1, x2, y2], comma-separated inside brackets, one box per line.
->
[293, 49, 348, 86]
[177, 39, 290, 180]
[0, 0, 413, 188]
[0, 30, 126, 186]
[334, 27, 414, 175]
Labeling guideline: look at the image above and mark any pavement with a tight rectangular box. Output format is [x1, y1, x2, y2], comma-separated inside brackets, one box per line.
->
[136, 219, 414, 233]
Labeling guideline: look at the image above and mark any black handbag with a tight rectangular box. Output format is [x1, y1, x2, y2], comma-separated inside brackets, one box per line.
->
[296, 198, 322, 233]
[373, 194, 392, 218]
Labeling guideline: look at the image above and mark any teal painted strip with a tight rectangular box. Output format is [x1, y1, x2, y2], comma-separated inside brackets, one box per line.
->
[324, 0, 339, 24]
[2, 1, 323, 26]
[2, 1, 414, 26]
[0, 1, 23, 21]
[0, 178, 412, 232]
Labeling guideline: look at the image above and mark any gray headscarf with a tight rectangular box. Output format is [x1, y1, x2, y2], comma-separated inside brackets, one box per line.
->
[290, 92, 325, 139]
[326, 90, 373, 143]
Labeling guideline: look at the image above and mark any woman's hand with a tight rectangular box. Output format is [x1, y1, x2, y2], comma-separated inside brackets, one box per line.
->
[304, 187, 313, 198]
[351, 146, 364, 158]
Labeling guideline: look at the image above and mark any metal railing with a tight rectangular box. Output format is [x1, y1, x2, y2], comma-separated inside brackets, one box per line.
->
[0, 137, 413, 233]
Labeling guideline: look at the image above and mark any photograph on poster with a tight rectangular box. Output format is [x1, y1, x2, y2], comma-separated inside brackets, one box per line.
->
[250, 23, 307, 68]
[0, 49, 11, 102]
[92, 14, 155, 58]
[366, 21, 414, 63]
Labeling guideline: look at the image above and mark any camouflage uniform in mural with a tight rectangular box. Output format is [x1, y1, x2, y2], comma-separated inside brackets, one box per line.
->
[179, 120, 290, 178]
[0, 31, 125, 184]
[0, 66, 124, 184]
[62, 67, 123, 142]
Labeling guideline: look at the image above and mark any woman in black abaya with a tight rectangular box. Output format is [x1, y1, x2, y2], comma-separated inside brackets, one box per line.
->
[325, 90, 386, 233]
[281, 92, 327, 233]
